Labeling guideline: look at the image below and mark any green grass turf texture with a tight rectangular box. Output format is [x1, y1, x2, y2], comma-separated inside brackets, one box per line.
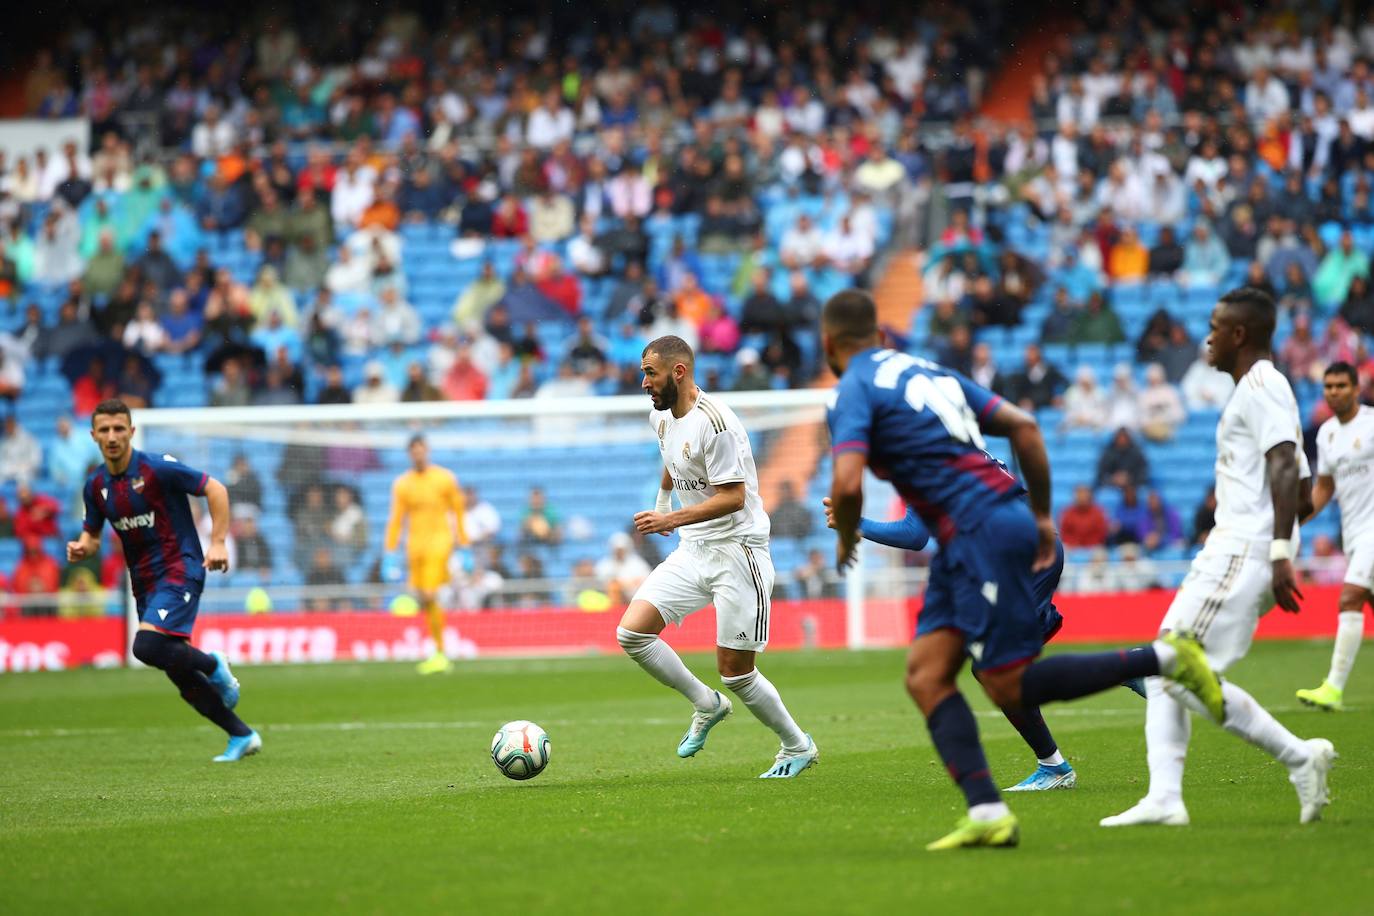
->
[1, 641, 1370, 914]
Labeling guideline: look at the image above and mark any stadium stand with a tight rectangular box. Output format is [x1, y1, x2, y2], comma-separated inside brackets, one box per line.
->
[4, 1, 1374, 615]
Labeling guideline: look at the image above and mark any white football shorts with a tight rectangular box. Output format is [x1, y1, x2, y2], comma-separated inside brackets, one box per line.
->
[1343, 535, 1374, 592]
[1160, 543, 1274, 673]
[633, 538, 774, 651]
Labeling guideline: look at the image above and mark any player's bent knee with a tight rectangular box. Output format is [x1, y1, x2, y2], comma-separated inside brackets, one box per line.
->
[716, 648, 755, 678]
[616, 626, 656, 656]
[618, 600, 666, 635]
[131, 630, 178, 670]
[977, 669, 1023, 710]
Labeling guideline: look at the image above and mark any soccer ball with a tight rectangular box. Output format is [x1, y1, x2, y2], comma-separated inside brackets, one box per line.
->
[491, 720, 551, 781]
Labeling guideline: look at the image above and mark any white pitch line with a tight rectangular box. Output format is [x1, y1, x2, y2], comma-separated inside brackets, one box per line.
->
[0, 704, 1322, 740]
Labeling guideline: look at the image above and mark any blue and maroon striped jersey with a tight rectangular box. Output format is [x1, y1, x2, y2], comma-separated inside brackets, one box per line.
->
[827, 348, 1024, 544]
[82, 449, 209, 598]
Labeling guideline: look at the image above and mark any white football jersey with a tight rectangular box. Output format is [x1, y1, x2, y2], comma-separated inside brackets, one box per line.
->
[1316, 405, 1374, 546]
[1209, 359, 1310, 553]
[651, 392, 770, 544]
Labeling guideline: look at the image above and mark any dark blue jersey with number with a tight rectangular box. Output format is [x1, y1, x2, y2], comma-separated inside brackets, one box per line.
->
[827, 348, 1025, 544]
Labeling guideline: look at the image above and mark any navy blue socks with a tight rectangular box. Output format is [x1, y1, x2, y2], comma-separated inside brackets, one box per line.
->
[1020, 647, 1160, 708]
[926, 693, 1001, 807]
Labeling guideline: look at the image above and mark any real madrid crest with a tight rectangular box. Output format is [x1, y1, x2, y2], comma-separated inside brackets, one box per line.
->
[683, 441, 691, 460]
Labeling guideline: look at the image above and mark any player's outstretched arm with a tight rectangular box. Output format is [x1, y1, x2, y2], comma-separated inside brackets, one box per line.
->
[824, 498, 930, 551]
[1302, 474, 1333, 524]
[635, 481, 745, 535]
[828, 452, 866, 571]
[1266, 442, 1305, 613]
[981, 400, 1056, 571]
[203, 477, 231, 572]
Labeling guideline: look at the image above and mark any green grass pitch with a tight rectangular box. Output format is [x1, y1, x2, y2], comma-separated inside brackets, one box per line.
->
[1, 641, 1370, 914]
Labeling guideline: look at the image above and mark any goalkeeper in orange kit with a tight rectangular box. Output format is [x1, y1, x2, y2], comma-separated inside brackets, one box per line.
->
[385, 435, 468, 674]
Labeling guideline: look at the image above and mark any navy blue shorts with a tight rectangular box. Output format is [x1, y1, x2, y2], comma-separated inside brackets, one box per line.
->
[916, 500, 1056, 672]
[136, 579, 204, 638]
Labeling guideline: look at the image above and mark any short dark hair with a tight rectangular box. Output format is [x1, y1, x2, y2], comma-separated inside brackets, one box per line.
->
[1217, 286, 1277, 347]
[408, 434, 427, 450]
[91, 399, 131, 427]
[642, 335, 695, 370]
[822, 289, 879, 345]
[1324, 361, 1359, 385]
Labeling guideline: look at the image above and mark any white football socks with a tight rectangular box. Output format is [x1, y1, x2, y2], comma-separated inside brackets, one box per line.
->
[1327, 611, 1365, 691]
[1143, 676, 1190, 807]
[1219, 680, 1311, 769]
[1038, 750, 1066, 767]
[616, 628, 715, 710]
[721, 668, 809, 753]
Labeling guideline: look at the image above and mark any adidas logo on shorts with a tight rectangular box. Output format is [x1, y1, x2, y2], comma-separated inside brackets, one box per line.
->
[736, 631, 748, 640]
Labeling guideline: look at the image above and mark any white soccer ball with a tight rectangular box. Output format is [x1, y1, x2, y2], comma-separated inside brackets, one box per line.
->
[491, 720, 551, 781]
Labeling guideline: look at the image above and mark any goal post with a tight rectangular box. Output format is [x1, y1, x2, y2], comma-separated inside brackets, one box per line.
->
[127, 389, 909, 664]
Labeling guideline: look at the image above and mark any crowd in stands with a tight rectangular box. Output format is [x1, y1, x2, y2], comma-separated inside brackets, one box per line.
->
[907, 1, 1374, 584]
[1, 2, 1003, 610]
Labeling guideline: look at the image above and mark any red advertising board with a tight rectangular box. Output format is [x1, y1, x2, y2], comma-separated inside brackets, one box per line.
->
[0, 587, 1356, 671]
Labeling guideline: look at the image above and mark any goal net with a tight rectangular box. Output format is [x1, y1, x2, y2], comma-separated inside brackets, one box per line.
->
[129, 390, 917, 664]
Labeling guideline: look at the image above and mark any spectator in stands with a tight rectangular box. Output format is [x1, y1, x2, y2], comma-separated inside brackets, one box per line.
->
[32, 207, 81, 285]
[1107, 226, 1148, 283]
[1004, 343, 1066, 410]
[1309, 535, 1347, 587]
[1340, 275, 1374, 335]
[1114, 543, 1163, 592]
[230, 504, 273, 580]
[699, 298, 742, 356]
[223, 453, 263, 511]
[1110, 485, 1150, 547]
[732, 348, 771, 391]
[1314, 229, 1370, 306]
[968, 343, 1002, 394]
[317, 365, 351, 405]
[1095, 427, 1150, 490]
[463, 486, 501, 546]
[0, 415, 42, 484]
[46, 415, 95, 492]
[1039, 288, 1078, 345]
[965, 275, 1021, 329]
[0, 345, 24, 405]
[595, 532, 651, 605]
[137, 231, 182, 296]
[1069, 291, 1126, 345]
[1154, 324, 1196, 384]
[13, 482, 60, 541]
[1139, 491, 1184, 553]
[1135, 308, 1178, 364]
[1059, 484, 1109, 548]
[770, 481, 814, 541]
[529, 188, 575, 243]
[122, 301, 167, 355]
[327, 486, 367, 570]
[373, 286, 422, 346]
[1137, 363, 1187, 442]
[82, 229, 124, 298]
[248, 265, 298, 329]
[1279, 311, 1322, 382]
[1062, 366, 1109, 431]
[823, 214, 874, 286]
[160, 289, 204, 355]
[1181, 344, 1236, 411]
[536, 260, 582, 317]
[305, 547, 347, 610]
[353, 360, 400, 405]
[1180, 221, 1230, 288]
[520, 487, 562, 546]
[33, 302, 92, 364]
[936, 325, 974, 377]
[453, 262, 507, 332]
[209, 357, 252, 408]
[1187, 486, 1220, 543]
[70, 356, 116, 417]
[780, 214, 825, 269]
[400, 362, 442, 402]
[12, 536, 60, 616]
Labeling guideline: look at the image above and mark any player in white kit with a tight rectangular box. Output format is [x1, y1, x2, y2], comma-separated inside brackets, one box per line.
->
[1102, 288, 1336, 828]
[616, 335, 819, 778]
[1296, 362, 1374, 710]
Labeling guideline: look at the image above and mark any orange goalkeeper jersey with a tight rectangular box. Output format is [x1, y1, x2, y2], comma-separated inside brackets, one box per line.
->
[384, 465, 468, 554]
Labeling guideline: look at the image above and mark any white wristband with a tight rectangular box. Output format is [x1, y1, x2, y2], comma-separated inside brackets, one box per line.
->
[1269, 539, 1294, 562]
[656, 490, 672, 514]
